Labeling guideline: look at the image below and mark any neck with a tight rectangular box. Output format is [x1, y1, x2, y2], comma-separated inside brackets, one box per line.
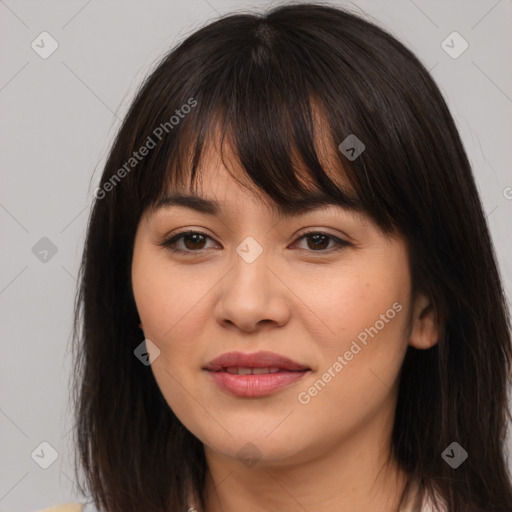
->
[195, 406, 413, 512]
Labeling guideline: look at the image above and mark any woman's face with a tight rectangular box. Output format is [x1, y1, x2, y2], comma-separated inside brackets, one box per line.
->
[131, 137, 437, 470]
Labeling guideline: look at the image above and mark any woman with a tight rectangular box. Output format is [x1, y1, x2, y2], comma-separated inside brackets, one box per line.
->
[40, 2, 512, 511]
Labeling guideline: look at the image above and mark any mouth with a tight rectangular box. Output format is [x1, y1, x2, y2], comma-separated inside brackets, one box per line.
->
[219, 366, 294, 375]
[203, 351, 310, 397]
[203, 350, 310, 372]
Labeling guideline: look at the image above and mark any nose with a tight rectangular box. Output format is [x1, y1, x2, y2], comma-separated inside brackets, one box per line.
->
[214, 246, 290, 333]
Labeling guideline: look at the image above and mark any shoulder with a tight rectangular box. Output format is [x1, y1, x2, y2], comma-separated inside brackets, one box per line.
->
[35, 502, 99, 512]
[401, 490, 447, 512]
[421, 492, 447, 512]
[35, 504, 83, 512]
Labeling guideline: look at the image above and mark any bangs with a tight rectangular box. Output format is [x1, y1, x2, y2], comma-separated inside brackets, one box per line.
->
[149, 94, 367, 221]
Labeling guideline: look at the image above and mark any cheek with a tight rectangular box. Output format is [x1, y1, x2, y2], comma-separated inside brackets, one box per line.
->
[131, 251, 212, 421]
[293, 255, 411, 404]
[131, 250, 222, 383]
[132, 248, 205, 339]
[291, 255, 410, 352]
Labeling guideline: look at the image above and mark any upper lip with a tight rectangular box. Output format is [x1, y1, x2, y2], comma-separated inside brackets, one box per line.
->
[203, 351, 310, 371]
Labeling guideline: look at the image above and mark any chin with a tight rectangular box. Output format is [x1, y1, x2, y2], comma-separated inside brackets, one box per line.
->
[194, 423, 315, 468]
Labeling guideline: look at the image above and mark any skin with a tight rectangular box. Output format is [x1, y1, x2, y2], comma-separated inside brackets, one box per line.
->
[131, 129, 439, 512]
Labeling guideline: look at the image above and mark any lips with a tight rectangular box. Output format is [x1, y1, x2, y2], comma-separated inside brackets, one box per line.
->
[203, 351, 310, 398]
[224, 366, 281, 375]
[203, 351, 309, 372]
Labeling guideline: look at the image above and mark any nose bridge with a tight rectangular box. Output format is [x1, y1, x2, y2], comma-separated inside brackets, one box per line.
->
[228, 233, 271, 297]
[215, 232, 289, 331]
[235, 234, 266, 265]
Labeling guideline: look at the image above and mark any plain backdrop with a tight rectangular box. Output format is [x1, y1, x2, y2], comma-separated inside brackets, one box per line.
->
[0, 0, 511, 510]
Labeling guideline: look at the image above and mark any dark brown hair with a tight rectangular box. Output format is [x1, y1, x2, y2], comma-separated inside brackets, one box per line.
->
[71, 3, 512, 511]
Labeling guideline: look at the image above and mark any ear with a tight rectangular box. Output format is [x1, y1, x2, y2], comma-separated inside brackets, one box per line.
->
[409, 292, 440, 350]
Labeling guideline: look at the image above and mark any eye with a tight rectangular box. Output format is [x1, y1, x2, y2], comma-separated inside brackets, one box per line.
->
[159, 230, 350, 255]
[293, 230, 350, 253]
[159, 230, 217, 253]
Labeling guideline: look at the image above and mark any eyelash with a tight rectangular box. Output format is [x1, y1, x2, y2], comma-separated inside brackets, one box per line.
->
[158, 230, 350, 256]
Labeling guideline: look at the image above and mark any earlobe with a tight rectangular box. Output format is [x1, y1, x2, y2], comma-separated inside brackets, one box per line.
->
[409, 292, 441, 350]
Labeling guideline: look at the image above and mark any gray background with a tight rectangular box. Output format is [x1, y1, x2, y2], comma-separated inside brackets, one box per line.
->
[0, 0, 511, 510]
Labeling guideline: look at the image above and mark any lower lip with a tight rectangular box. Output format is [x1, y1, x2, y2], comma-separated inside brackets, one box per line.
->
[205, 369, 309, 397]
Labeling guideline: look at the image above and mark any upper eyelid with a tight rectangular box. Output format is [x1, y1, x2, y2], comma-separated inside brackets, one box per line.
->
[167, 227, 347, 241]
[161, 229, 349, 250]
[150, 206, 362, 237]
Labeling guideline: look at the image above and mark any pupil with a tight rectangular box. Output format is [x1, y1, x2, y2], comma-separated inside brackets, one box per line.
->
[185, 234, 205, 250]
[308, 234, 328, 250]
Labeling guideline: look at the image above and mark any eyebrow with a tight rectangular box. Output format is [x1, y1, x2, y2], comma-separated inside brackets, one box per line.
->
[152, 190, 363, 217]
